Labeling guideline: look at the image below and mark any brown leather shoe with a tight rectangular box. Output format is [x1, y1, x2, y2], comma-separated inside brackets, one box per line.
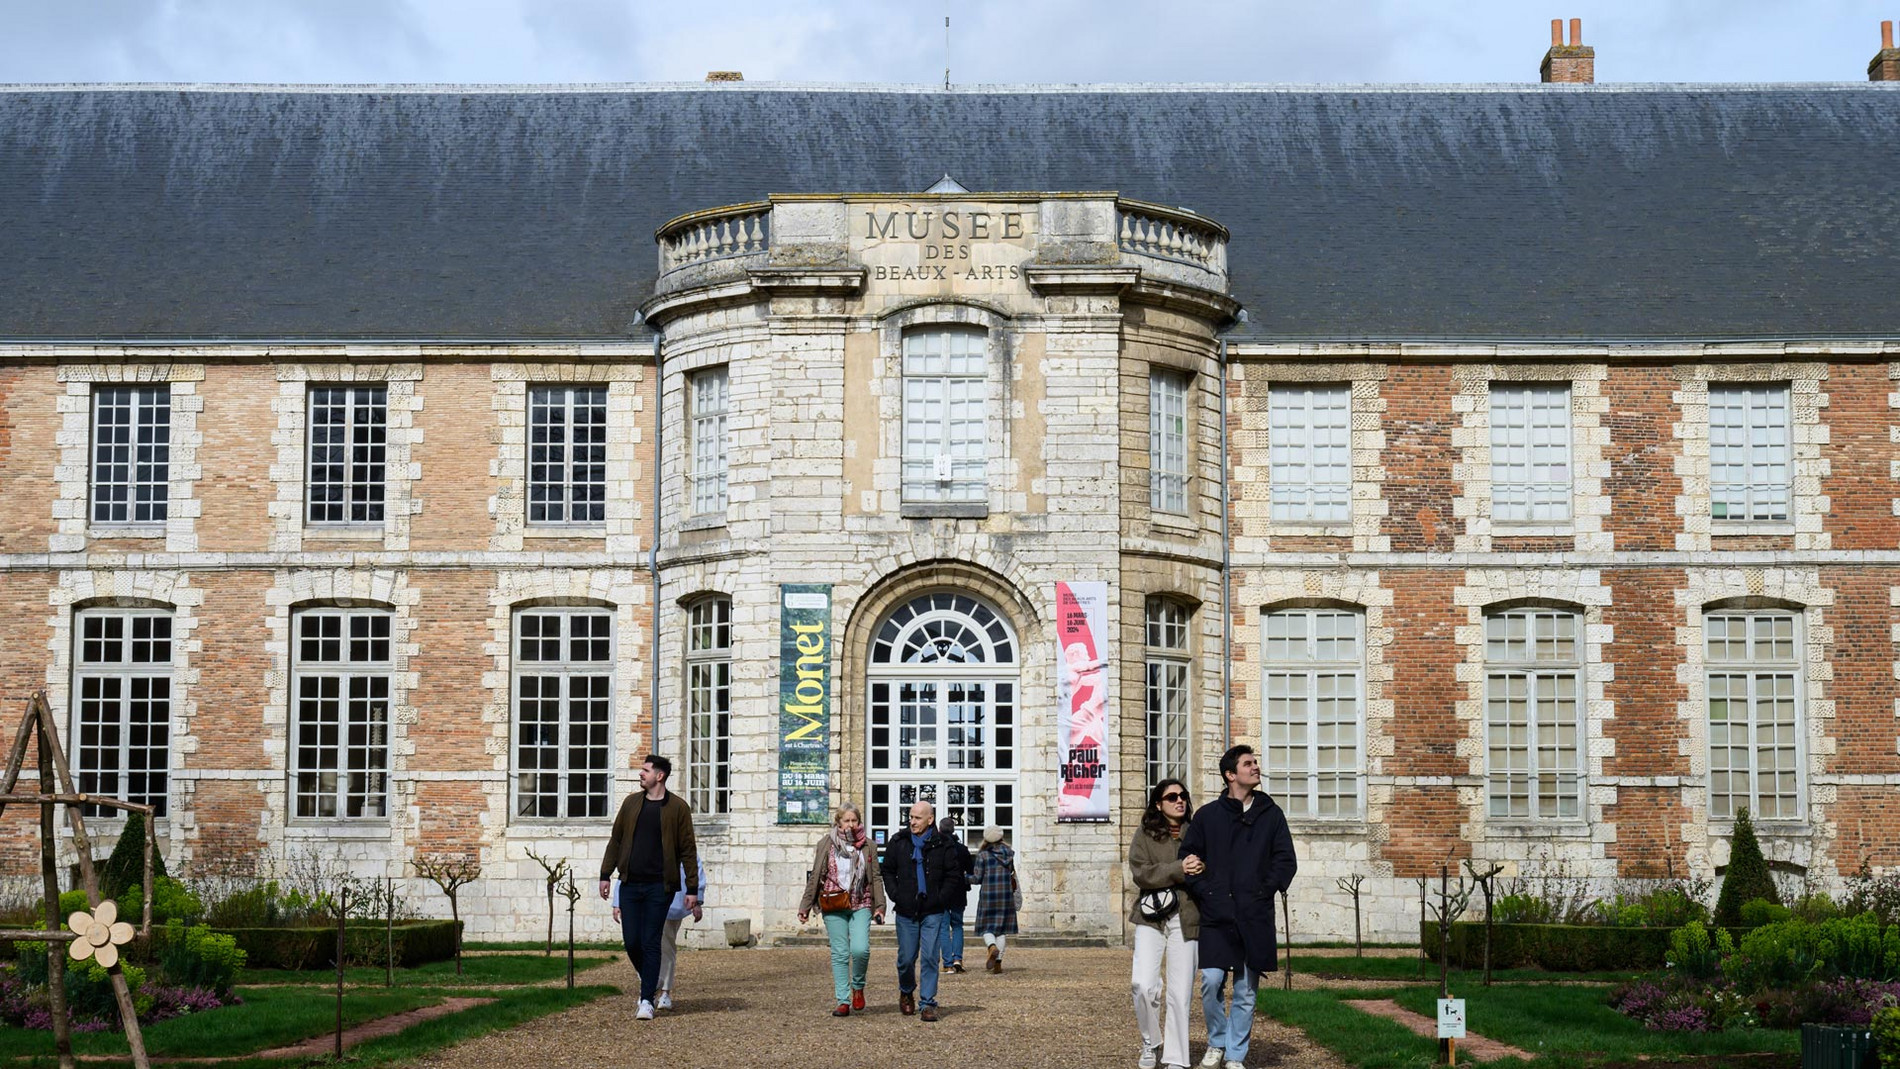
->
[850, 988, 865, 1010]
[920, 1006, 940, 1022]
[899, 991, 915, 1015]
[985, 946, 1001, 973]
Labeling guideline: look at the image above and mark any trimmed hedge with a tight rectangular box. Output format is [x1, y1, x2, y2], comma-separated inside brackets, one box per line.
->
[1422, 921, 1747, 972]
[182, 919, 462, 971]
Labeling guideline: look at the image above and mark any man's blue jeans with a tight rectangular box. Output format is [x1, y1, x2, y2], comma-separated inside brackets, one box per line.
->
[618, 880, 671, 1003]
[939, 908, 965, 967]
[1200, 966, 1260, 1063]
[894, 911, 944, 1008]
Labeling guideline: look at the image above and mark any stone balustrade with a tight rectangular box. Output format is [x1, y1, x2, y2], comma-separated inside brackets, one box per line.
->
[1115, 198, 1228, 290]
[656, 202, 771, 292]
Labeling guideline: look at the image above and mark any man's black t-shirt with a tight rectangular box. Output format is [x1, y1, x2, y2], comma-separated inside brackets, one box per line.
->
[627, 795, 666, 883]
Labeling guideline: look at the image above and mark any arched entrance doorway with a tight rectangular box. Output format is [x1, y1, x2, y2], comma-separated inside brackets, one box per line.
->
[865, 591, 1019, 848]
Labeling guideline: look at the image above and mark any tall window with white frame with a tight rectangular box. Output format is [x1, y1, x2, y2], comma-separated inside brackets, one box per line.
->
[686, 597, 731, 815]
[306, 385, 387, 526]
[527, 386, 607, 525]
[1706, 610, 1801, 821]
[1268, 385, 1351, 524]
[73, 609, 173, 818]
[1149, 370, 1189, 515]
[690, 367, 729, 517]
[1144, 597, 1191, 786]
[901, 327, 987, 503]
[1490, 384, 1572, 524]
[513, 608, 614, 820]
[1485, 607, 1583, 820]
[1709, 384, 1791, 523]
[1261, 608, 1363, 819]
[91, 385, 171, 526]
[290, 608, 392, 819]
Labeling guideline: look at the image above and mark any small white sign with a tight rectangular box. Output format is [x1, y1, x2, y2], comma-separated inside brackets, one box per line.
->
[784, 592, 829, 610]
[1437, 998, 1466, 1039]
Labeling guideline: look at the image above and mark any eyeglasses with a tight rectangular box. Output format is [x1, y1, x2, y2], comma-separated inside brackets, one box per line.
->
[1160, 792, 1187, 803]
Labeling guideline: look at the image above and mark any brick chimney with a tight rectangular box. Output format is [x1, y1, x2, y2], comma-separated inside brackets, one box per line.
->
[1540, 18, 1595, 84]
[705, 71, 744, 82]
[1872, 21, 1900, 81]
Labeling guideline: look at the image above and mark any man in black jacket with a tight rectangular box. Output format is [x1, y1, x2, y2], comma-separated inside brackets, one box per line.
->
[879, 800, 960, 1021]
[1182, 745, 1297, 1069]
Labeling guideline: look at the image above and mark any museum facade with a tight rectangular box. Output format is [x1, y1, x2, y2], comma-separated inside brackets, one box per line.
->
[4, 46, 1900, 940]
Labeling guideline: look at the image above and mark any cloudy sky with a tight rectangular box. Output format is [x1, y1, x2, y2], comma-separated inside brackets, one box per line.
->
[3, 0, 1895, 85]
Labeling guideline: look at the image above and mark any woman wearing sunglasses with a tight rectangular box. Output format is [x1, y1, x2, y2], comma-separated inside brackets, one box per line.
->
[1128, 779, 1205, 1069]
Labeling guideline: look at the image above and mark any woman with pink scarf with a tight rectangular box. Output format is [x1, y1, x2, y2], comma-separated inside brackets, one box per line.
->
[798, 802, 888, 1016]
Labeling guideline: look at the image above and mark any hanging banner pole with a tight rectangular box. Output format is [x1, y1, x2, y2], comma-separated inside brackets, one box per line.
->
[1055, 581, 1110, 821]
[777, 584, 833, 823]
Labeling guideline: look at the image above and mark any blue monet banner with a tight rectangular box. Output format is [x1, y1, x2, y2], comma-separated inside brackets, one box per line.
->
[777, 583, 833, 823]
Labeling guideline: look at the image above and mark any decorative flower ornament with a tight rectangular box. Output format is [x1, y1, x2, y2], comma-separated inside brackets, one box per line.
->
[67, 899, 135, 969]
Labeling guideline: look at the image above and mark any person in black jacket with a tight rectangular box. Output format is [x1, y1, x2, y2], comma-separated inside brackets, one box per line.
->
[937, 815, 975, 972]
[879, 800, 961, 1021]
[1182, 745, 1297, 1069]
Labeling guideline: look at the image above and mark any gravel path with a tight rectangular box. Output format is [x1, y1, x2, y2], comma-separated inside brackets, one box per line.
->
[409, 947, 1352, 1069]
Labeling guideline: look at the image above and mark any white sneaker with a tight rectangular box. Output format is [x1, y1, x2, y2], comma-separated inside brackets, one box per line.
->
[656, 992, 672, 1011]
[1198, 1050, 1223, 1069]
[1138, 1047, 1159, 1069]
[636, 999, 655, 1020]
[1224, 1062, 1245, 1069]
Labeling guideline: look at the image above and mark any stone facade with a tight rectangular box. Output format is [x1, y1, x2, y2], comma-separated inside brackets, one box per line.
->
[2, 194, 1899, 946]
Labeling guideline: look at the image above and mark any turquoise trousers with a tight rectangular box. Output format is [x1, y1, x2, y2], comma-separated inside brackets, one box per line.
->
[822, 906, 872, 1003]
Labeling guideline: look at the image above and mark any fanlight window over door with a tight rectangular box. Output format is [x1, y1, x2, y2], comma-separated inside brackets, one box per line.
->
[867, 592, 1018, 848]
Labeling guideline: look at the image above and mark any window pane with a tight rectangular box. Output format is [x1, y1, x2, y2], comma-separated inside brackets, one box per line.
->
[1490, 385, 1571, 523]
[902, 328, 987, 502]
[528, 386, 607, 524]
[92, 386, 171, 525]
[293, 609, 392, 819]
[1149, 371, 1189, 514]
[1705, 613, 1800, 821]
[1709, 386, 1790, 522]
[1261, 609, 1361, 818]
[75, 610, 173, 817]
[691, 369, 729, 515]
[686, 597, 732, 814]
[513, 610, 614, 820]
[307, 385, 387, 525]
[1269, 386, 1351, 523]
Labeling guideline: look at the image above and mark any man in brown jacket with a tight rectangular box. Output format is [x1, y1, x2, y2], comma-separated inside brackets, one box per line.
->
[598, 754, 699, 1019]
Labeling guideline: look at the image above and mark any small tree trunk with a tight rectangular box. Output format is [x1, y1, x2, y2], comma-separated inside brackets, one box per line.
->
[545, 884, 555, 957]
[334, 903, 347, 1060]
[1281, 890, 1293, 991]
[1437, 865, 1451, 1001]
[450, 892, 463, 976]
[566, 899, 576, 990]
[1353, 883, 1363, 957]
[386, 876, 395, 988]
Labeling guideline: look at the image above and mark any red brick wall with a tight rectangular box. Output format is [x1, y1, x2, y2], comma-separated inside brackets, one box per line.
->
[0, 573, 54, 873]
[196, 365, 280, 553]
[1602, 365, 1681, 551]
[1380, 368, 1456, 550]
[0, 367, 58, 554]
[189, 780, 266, 873]
[1821, 567, 1899, 778]
[406, 571, 497, 773]
[1384, 786, 1469, 876]
[187, 572, 276, 771]
[1832, 788, 1900, 873]
[414, 781, 487, 858]
[1387, 572, 1464, 778]
[1821, 364, 1900, 549]
[410, 364, 494, 552]
[1602, 569, 1687, 778]
[1605, 787, 1691, 878]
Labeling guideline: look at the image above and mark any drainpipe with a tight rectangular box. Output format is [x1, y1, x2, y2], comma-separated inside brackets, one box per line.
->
[1218, 334, 1232, 747]
[649, 326, 665, 754]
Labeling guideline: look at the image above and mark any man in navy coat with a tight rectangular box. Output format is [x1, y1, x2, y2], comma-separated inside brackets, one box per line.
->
[1182, 745, 1298, 1069]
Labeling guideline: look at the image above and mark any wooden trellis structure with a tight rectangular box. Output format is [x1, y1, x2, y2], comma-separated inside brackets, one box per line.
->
[0, 691, 154, 1069]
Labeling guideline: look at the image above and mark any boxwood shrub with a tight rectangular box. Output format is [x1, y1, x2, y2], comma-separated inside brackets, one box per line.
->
[1421, 921, 1747, 971]
[191, 918, 461, 970]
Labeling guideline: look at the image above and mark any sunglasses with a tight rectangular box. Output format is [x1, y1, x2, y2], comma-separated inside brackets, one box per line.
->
[1160, 792, 1187, 803]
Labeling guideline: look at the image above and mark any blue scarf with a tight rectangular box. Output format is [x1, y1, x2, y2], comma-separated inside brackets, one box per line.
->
[911, 827, 931, 897]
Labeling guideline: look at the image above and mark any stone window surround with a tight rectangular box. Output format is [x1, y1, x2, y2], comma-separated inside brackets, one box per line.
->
[483, 572, 648, 832]
[1453, 571, 1614, 853]
[1673, 571, 1834, 879]
[1451, 363, 1610, 552]
[1229, 570, 1394, 837]
[490, 363, 645, 553]
[54, 363, 204, 554]
[261, 571, 420, 842]
[1673, 363, 1830, 551]
[875, 303, 1016, 518]
[44, 573, 202, 846]
[270, 364, 421, 553]
[1235, 362, 1388, 551]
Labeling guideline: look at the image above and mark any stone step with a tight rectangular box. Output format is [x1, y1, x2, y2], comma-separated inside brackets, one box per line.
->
[773, 928, 1110, 949]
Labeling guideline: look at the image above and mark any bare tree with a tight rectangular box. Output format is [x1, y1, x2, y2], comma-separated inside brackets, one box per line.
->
[524, 847, 570, 957]
[1336, 874, 1366, 957]
[1430, 861, 1473, 1000]
[1462, 859, 1505, 986]
[414, 855, 481, 977]
[325, 869, 377, 1060]
[557, 869, 583, 990]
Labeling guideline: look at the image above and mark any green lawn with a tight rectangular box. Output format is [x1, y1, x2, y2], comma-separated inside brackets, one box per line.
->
[1257, 983, 1804, 1069]
[1289, 954, 1639, 984]
[462, 939, 624, 952]
[0, 987, 439, 1059]
[238, 953, 613, 986]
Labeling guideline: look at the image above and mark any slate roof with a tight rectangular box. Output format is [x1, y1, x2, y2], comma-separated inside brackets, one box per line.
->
[2, 83, 1898, 342]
